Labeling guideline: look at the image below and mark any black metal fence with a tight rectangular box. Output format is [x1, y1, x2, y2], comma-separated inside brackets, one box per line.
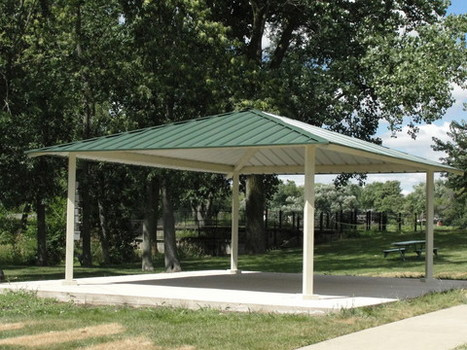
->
[134, 208, 429, 255]
[160, 209, 427, 234]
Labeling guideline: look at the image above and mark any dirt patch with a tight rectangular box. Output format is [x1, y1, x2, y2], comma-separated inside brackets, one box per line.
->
[437, 272, 467, 280]
[80, 338, 196, 350]
[376, 272, 424, 279]
[81, 337, 161, 350]
[0, 322, 27, 332]
[334, 317, 359, 325]
[0, 323, 124, 347]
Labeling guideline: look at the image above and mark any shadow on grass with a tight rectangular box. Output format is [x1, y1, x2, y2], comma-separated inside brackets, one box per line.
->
[2, 263, 153, 283]
[2, 228, 466, 282]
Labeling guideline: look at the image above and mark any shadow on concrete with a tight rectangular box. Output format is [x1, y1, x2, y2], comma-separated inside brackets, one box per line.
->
[115, 272, 467, 299]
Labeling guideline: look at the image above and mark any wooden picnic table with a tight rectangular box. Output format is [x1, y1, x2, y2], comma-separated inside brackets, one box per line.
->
[391, 240, 438, 258]
[383, 240, 439, 260]
[392, 240, 426, 255]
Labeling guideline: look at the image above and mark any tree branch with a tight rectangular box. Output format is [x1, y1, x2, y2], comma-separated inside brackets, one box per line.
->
[247, 0, 269, 64]
[269, 17, 297, 69]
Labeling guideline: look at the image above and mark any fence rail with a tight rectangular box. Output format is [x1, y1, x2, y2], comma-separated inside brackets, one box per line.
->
[133, 208, 430, 254]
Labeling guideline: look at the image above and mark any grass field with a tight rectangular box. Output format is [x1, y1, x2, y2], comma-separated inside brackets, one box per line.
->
[183, 227, 467, 279]
[0, 228, 466, 349]
[0, 289, 465, 350]
[2, 228, 466, 283]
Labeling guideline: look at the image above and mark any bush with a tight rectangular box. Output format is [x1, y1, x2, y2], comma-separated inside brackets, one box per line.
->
[0, 244, 17, 265]
[45, 197, 66, 265]
[177, 239, 209, 259]
[0, 207, 20, 243]
[14, 232, 37, 265]
[0, 206, 36, 265]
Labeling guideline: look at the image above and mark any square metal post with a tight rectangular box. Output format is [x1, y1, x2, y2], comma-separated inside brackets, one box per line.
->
[424, 170, 434, 281]
[230, 172, 240, 273]
[64, 154, 77, 285]
[303, 145, 316, 297]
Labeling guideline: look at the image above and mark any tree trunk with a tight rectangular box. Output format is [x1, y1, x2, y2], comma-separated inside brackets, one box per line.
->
[80, 161, 92, 267]
[245, 174, 266, 254]
[270, 17, 297, 69]
[96, 196, 111, 265]
[248, 0, 269, 64]
[18, 203, 31, 235]
[142, 176, 159, 271]
[161, 179, 181, 272]
[35, 195, 47, 266]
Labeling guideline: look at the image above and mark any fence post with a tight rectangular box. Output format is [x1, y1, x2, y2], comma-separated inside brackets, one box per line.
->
[277, 210, 282, 246]
[339, 210, 344, 234]
[273, 213, 277, 243]
[296, 214, 301, 238]
[354, 209, 358, 230]
[319, 212, 324, 233]
[279, 210, 282, 231]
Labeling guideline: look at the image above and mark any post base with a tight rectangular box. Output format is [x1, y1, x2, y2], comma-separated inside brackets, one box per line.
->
[302, 294, 320, 300]
[62, 280, 78, 286]
[420, 277, 435, 283]
[229, 269, 242, 275]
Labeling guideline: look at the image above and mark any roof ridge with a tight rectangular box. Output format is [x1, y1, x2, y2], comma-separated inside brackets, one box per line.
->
[249, 109, 329, 144]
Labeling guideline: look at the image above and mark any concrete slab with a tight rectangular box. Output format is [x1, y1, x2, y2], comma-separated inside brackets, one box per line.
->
[1, 271, 466, 314]
[298, 304, 467, 350]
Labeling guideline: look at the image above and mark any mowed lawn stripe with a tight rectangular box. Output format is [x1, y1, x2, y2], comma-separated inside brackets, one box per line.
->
[79, 337, 160, 350]
[79, 337, 196, 350]
[0, 322, 27, 331]
[0, 323, 124, 347]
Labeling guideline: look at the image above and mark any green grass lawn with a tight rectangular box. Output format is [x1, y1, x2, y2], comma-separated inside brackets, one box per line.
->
[183, 227, 467, 279]
[0, 228, 466, 349]
[0, 289, 465, 350]
[2, 228, 467, 282]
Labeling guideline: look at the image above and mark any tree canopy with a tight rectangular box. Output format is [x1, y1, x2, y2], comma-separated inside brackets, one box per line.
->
[0, 0, 465, 265]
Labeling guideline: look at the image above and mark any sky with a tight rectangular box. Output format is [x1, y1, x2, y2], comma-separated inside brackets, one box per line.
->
[280, 0, 467, 195]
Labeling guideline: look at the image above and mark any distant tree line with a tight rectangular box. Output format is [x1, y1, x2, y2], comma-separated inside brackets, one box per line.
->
[269, 177, 466, 227]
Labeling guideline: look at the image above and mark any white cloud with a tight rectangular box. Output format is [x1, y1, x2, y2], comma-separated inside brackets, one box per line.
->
[278, 122, 451, 193]
[381, 122, 450, 161]
[451, 83, 467, 107]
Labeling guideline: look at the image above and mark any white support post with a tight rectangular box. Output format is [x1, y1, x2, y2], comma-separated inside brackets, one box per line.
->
[303, 145, 316, 298]
[230, 172, 240, 273]
[64, 154, 77, 285]
[424, 170, 435, 281]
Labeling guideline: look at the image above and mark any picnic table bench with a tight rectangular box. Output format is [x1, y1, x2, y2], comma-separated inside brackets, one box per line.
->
[383, 248, 406, 260]
[383, 240, 438, 260]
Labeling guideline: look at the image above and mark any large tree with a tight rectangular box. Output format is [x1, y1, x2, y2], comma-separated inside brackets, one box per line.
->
[205, 1, 465, 252]
[433, 120, 467, 226]
[0, 0, 75, 265]
[360, 181, 404, 214]
[117, 0, 232, 270]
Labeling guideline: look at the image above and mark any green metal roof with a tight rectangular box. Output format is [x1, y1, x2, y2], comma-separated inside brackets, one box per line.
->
[27, 109, 462, 175]
[28, 110, 325, 153]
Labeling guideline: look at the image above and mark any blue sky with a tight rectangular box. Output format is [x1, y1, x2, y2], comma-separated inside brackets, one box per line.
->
[448, 0, 467, 14]
[281, 1, 466, 194]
